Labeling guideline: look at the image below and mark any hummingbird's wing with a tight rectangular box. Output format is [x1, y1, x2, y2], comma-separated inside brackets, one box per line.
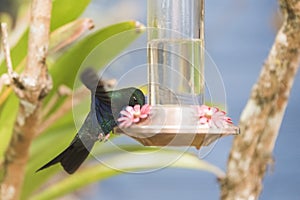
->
[94, 84, 117, 134]
[95, 83, 111, 105]
[80, 68, 99, 92]
[80, 67, 117, 134]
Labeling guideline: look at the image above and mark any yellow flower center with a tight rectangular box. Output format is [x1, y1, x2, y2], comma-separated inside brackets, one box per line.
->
[204, 110, 213, 119]
[133, 110, 141, 118]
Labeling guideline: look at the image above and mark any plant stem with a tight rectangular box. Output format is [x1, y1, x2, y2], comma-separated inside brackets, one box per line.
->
[0, 0, 52, 199]
[220, 0, 300, 199]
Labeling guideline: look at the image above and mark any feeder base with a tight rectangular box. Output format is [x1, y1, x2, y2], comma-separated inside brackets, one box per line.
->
[114, 105, 239, 148]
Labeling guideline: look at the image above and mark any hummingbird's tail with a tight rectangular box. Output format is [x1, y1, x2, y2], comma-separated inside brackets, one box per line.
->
[36, 134, 94, 174]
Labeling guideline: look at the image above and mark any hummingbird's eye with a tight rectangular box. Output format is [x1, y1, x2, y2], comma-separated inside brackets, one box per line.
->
[133, 96, 137, 103]
[129, 94, 139, 106]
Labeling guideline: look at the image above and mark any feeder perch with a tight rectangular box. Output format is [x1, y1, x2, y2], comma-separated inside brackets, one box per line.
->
[114, 0, 239, 148]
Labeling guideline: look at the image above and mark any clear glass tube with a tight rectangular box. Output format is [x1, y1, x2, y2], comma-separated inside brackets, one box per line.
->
[147, 0, 205, 105]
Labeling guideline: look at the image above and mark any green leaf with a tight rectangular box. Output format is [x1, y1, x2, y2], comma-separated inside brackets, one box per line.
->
[22, 94, 86, 199]
[49, 21, 145, 90]
[0, 94, 19, 163]
[50, 0, 91, 31]
[29, 149, 224, 200]
[46, 21, 145, 114]
[49, 18, 94, 56]
[0, 31, 28, 74]
[0, 0, 91, 73]
[21, 124, 76, 200]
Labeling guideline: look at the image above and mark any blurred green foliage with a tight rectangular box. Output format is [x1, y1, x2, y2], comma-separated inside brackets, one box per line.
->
[0, 0, 20, 26]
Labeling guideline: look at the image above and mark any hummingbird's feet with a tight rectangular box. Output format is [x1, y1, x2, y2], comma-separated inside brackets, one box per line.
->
[104, 133, 110, 142]
[97, 133, 110, 142]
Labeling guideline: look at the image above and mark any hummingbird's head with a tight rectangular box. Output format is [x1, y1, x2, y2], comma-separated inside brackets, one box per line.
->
[128, 88, 145, 107]
[110, 87, 145, 111]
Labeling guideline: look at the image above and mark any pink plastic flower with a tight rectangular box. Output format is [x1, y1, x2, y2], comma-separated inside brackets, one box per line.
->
[118, 104, 151, 128]
[197, 105, 233, 128]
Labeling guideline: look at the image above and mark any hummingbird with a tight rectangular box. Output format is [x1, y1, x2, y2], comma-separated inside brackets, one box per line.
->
[37, 68, 145, 174]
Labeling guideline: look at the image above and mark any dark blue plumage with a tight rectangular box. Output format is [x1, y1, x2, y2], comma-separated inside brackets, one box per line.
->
[95, 96, 116, 135]
[37, 68, 145, 174]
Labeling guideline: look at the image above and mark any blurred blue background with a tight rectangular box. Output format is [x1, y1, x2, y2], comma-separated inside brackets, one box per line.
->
[80, 0, 300, 199]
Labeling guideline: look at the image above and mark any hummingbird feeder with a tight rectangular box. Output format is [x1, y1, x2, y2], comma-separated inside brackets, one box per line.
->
[114, 0, 239, 149]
